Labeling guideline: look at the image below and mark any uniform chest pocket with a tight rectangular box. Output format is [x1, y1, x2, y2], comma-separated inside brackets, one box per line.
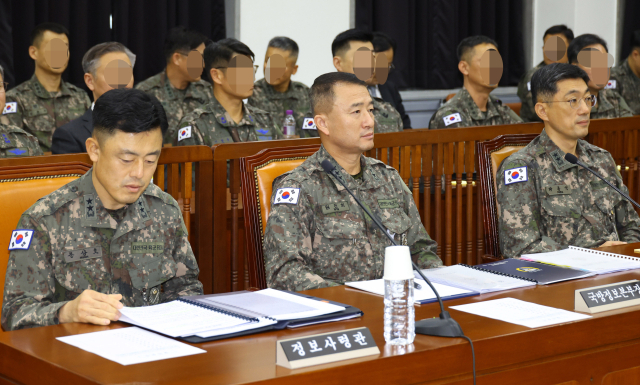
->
[25, 106, 48, 118]
[380, 208, 411, 244]
[53, 245, 109, 294]
[540, 194, 582, 219]
[313, 217, 365, 279]
[591, 180, 623, 215]
[128, 252, 177, 291]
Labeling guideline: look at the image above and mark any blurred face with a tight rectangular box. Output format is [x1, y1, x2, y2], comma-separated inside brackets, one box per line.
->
[86, 51, 134, 100]
[630, 49, 640, 75]
[178, 43, 206, 82]
[316, 83, 375, 154]
[460, 43, 502, 90]
[30, 31, 69, 74]
[263, 47, 298, 87]
[210, 53, 256, 99]
[542, 34, 570, 65]
[87, 128, 163, 210]
[575, 44, 611, 90]
[334, 41, 374, 81]
[538, 78, 592, 142]
[0, 72, 5, 107]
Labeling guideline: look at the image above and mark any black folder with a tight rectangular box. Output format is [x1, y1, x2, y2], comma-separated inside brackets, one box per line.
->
[472, 258, 595, 285]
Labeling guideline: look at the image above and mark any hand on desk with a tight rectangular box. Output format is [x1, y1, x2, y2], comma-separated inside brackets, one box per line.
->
[600, 241, 628, 248]
[59, 290, 123, 326]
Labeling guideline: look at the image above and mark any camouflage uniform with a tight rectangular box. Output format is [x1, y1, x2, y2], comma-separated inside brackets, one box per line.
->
[497, 129, 640, 258]
[517, 61, 545, 122]
[590, 89, 633, 119]
[610, 60, 640, 115]
[263, 145, 441, 292]
[4, 75, 91, 153]
[429, 88, 523, 129]
[247, 78, 318, 138]
[0, 122, 43, 158]
[173, 97, 282, 146]
[135, 71, 214, 143]
[372, 97, 403, 133]
[1, 170, 203, 330]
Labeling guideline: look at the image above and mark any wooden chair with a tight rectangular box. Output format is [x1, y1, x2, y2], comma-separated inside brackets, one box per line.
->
[476, 134, 538, 261]
[240, 144, 320, 289]
[506, 102, 522, 117]
[0, 162, 92, 296]
[444, 93, 456, 102]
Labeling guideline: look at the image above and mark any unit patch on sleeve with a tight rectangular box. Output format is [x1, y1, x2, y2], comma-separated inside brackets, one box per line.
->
[504, 166, 528, 185]
[274, 188, 300, 205]
[8, 230, 34, 250]
[302, 118, 317, 130]
[443, 113, 462, 126]
[178, 126, 192, 142]
[2, 102, 17, 114]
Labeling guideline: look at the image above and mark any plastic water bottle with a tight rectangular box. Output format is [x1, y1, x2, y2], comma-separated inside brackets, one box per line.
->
[383, 246, 415, 345]
[282, 110, 296, 139]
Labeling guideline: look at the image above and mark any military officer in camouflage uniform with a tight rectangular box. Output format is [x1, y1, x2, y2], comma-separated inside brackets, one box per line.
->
[568, 34, 632, 120]
[0, 65, 43, 157]
[4, 23, 91, 153]
[135, 27, 213, 142]
[247, 37, 317, 138]
[332, 29, 403, 132]
[174, 38, 280, 146]
[517, 25, 574, 122]
[497, 64, 640, 258]
[609, 30, 640, 115]
[1, 89, 203, 331]
[263, 73, 440, 292]
[430, 36, 523, 129]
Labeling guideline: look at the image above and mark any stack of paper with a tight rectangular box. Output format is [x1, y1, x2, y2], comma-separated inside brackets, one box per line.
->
[415, 265, 536, 293]
[521, 246, 640, 274]
[345, 279, 477, 304]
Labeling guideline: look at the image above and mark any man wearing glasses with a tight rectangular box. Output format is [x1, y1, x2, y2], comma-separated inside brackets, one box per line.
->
[496, 63, 640, 258]
[136, 26, 212, 143]
[173, 38, 280, 146]
[0, 64, 42, 157]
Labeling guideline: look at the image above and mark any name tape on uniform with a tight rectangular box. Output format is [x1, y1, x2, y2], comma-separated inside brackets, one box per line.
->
[302, 118, 317, 130]
[504, 166, 528, 185]
[274, 188, 300, 205]
[178, 126, 192, 142]
[3, 102, 17, 115]
[443, 113, 462, 126]
[8, 230, 34, 250]
[604, 80, 617, 90]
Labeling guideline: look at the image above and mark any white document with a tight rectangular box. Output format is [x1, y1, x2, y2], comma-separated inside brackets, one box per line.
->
[57, 327, 205, 366]
[195, 317, 277, 338]
[416, 265, 536, 293]
[521, 246, 640, 275]
[450, 297, 591, 328]
[201, 288, 345, 320]
[345, 279, 475, 303]
[119, 300, 249, 337]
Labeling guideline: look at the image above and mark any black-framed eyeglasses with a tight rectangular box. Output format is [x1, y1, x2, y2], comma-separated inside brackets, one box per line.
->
[214, 65, 259, 74]
[0, 82, 7, 92]
[543, 94, 597, 110]
[388, 63, 395, 70]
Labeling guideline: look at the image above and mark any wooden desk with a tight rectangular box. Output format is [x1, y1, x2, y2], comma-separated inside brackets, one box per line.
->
[3, 245, 640, 384]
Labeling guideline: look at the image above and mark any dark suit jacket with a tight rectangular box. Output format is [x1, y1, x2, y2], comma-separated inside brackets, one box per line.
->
[378, 80, 411, 129]
[51, 108, 92, 154]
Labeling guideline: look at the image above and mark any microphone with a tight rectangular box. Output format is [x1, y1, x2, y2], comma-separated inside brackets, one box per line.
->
[564, 154, 640, 210]
[320, 159, 464, 338]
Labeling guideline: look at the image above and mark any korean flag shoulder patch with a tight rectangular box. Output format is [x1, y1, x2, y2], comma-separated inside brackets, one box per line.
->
[8, 230, 34, 250]
[504, 166, 528, 185]
[302, 117, 317, 130]
[443, 112, 462, 126]
[604, 79, 617, 90]
[274, 188, 300, 205]
[3, 102, 17, 115]
[178, 126, 192, 142]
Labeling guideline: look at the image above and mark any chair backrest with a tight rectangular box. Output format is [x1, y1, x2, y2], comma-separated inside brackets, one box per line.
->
[0, 162, 91, 295]
[476, 134, 538, 259]
[240, 144, 320, 289]
[445, 93, 456, 102]
[505, 102, 522, 117]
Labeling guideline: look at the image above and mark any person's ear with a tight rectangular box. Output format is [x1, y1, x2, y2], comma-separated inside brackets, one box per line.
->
[209, 68, 224, 85]
[86, 136, 101, 163]
[333, 56, 343, 72]
[315, 113, 330, 136]
[28, 45, 38, 61]
[458, 60, 470, 76]
[172, 52, 183, 67]
[534, 101, 549, 122]
[292, 64, 299, 75]
[84, 73, 95, 92]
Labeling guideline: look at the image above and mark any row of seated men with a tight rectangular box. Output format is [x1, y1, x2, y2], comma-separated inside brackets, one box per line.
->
[2, 61, 638, 331]
[2, 23, 640, 158]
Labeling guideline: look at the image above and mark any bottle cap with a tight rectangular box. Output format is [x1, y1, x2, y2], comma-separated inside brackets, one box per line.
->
[286, 110, 293, 115]
[383, 246, 414, 280]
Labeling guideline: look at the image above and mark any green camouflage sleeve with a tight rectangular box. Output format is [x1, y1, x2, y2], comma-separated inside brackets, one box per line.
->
[1, 215, 66, 331]
[4, 94, 25, 131]
[505, 106, 524, 124]
[616, 95, 633, 118]
[606, 154, 640, 243]
[428, 109, 467, 129]
[497, 159, 562, 258]
[400, 181, 442, 268]
[269, 113, 283, 139]
[263, 181, 335, 292]
[161, 200, 203, 301]
[174, 118, 205, 146]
